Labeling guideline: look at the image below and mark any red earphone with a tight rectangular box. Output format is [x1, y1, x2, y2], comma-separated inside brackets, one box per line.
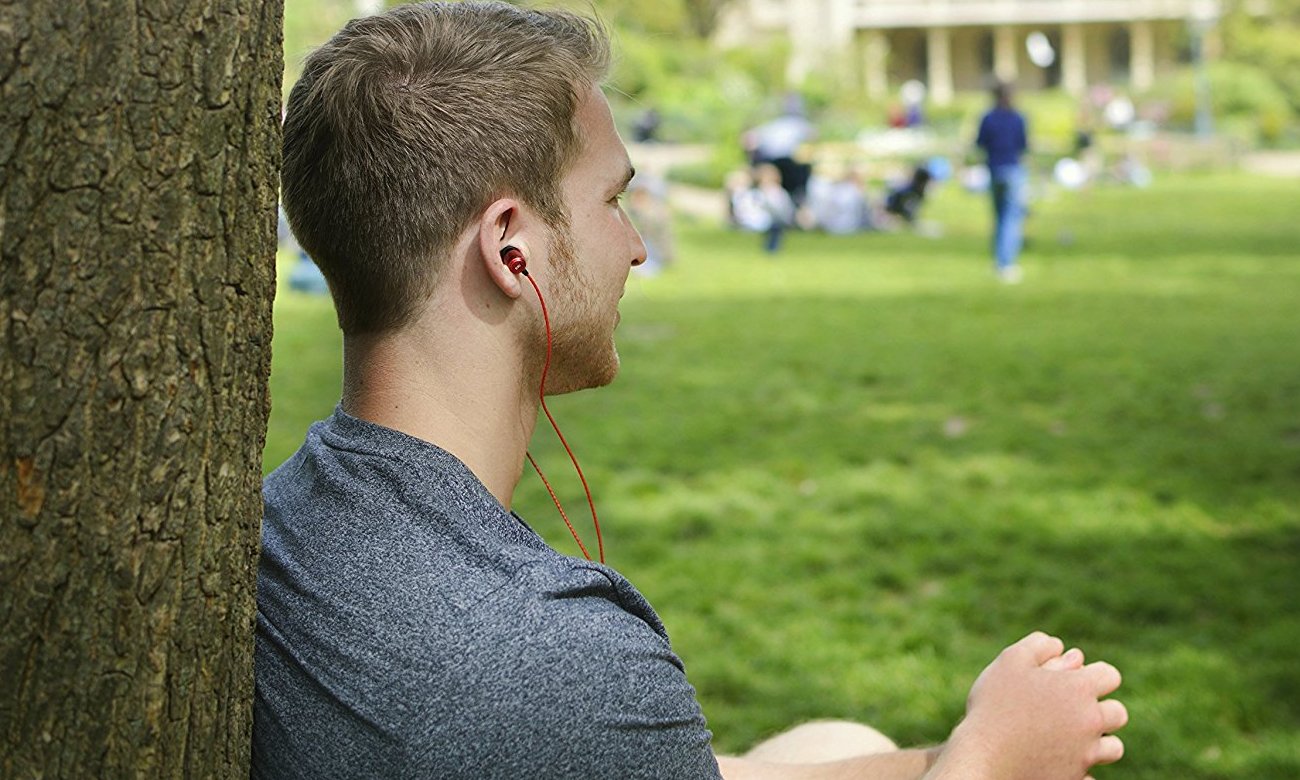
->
[500, 245, 528, 276]
[500, 244, 605, 564]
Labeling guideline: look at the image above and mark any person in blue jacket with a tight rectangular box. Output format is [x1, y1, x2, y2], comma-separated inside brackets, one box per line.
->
[977, 82, 1030, 283]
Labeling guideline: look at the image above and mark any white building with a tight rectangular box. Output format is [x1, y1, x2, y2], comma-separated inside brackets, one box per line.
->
[716, 0, 1225, 104]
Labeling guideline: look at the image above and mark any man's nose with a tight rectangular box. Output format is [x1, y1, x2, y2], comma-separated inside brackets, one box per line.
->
[628, 217, 648, 267]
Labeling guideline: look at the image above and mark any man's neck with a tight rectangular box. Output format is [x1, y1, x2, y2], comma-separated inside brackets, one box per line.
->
[340, 328, 539, 510]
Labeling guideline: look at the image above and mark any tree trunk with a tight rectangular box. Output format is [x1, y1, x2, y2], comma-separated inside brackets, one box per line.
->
[0, 0, 282, 776]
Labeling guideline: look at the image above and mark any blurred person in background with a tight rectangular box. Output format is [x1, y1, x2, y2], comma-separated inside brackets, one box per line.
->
[884, 163, 934, 227]
[808, 167, 876, 234]
[976, 82, 1030, 283]
[743, 93, 816, 208]
[731, 163, 796, 253]
[626, 172, 675, 274]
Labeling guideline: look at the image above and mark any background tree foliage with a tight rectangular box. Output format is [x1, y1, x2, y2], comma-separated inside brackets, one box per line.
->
[590, 0, 733, 38]
[1221, 0, 1300, 114]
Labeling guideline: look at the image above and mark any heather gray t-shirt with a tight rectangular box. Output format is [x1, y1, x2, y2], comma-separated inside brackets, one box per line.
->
[252, 408, 720, 779]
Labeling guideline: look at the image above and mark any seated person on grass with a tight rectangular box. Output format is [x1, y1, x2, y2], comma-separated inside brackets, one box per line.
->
[254, 3, 1128, 778]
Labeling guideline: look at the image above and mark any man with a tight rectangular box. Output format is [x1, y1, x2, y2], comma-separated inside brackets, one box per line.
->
[743, 93, 815, 208]
[256, 4, 1127, 778]
[976, 82, 1030, 283]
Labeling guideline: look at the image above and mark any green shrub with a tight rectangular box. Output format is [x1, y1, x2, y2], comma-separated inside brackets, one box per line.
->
[1152, 61, 1295, 144]
[610, 30, 786, 144]
[665, 159, 731, 190]
[1018, 91, 1086, 155]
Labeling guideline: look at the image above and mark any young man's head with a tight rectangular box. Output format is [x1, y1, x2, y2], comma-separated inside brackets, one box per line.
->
[281, 1, 621, 339]
[993, 81, 1015, 108]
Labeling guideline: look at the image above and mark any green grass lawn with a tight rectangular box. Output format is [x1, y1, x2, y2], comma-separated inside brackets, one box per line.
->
[266, 172, 1300, 778]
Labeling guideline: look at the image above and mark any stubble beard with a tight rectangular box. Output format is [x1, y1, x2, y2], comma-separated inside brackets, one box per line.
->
[538, 224, 621, 396]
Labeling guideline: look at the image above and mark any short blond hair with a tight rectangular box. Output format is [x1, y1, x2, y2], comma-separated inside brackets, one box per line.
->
[282, 2, 611, 334]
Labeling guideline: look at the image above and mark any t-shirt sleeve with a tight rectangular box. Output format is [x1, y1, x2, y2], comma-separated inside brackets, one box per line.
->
[408, 564, 722, 779]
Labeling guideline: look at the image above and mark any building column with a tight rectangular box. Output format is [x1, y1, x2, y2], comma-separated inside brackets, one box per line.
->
[786, 3, 818, 83]
[1062, 23, 1087, 95]
[994, 25, 1019, 83]
[864, 29, 889, 99]
[787, 0, 855, 85]
[1130, 20, 1155, 92]
[926, 26, 954, 105]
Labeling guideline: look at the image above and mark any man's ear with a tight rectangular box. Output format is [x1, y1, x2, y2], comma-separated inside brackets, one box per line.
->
[478, 198, 529, 299]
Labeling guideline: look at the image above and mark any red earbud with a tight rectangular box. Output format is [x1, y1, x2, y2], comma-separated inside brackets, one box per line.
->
[500, 245, 527, 275]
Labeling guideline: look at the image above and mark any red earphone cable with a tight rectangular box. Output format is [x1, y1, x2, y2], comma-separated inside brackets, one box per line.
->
[522, 270, 605, 564]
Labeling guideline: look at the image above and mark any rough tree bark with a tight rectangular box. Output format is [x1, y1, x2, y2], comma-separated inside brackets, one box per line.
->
[0, 0, 282, 776]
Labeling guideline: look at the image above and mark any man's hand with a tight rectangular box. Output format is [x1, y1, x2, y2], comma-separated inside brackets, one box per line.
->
[931, 631, 1128, 780]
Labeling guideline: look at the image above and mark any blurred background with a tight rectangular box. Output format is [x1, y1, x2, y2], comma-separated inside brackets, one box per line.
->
[284, 0, 1300, 182]
[272, 1, 1300, 777]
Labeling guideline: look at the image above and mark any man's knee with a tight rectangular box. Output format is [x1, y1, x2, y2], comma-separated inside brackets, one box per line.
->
[743, 719, 899, 764]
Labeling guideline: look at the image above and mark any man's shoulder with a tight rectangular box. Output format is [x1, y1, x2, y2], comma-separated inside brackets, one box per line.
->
[396, 560, 717, 778]
[254, 414, 720, 779]
[254, 533, 718, 780]
[508, 557, 673, 644]
[260, 410, 525, 547]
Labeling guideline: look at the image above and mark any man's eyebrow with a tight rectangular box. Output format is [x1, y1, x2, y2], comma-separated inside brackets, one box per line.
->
[614, 164, 636, 194]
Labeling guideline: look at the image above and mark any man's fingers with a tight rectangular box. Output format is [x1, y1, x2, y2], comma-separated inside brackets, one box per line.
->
[1082, 661, 1123, 697]
[1014, 631, 1066, 665]
[1042, 647, 1085, 671]
[1098, 699, 1129, 733]
[1090, 735, 1125, 765]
